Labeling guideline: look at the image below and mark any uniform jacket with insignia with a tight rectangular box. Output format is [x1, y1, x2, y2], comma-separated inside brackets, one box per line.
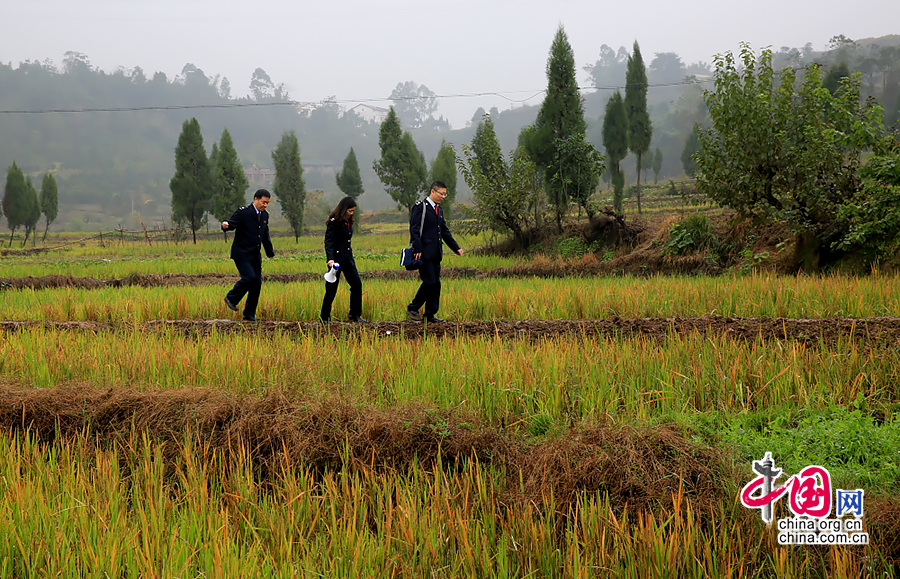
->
[223, 204, 275, 262]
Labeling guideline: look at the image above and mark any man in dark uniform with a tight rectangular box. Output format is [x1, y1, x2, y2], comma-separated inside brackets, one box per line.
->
[407, 181, 464, 323]
[221, 189, 276, 321]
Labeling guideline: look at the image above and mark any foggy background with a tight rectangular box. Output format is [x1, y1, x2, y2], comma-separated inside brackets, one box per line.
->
[5, 0, 898, 126]
[2, 0, 900, 231]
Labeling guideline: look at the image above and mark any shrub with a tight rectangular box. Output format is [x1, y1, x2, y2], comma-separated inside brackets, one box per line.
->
[666, 214, 719, 255]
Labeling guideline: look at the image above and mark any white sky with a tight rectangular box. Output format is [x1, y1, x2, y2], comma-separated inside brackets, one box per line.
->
[3, 0, 899, 128]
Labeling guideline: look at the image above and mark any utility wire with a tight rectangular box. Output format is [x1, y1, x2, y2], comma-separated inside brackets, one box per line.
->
[0, 77, 713, 115]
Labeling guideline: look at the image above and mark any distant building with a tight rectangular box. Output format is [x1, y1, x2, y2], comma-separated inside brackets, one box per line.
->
[347, 103, 390, 124]
[295, 102, 317, 117]
[245, 164, 276, 185]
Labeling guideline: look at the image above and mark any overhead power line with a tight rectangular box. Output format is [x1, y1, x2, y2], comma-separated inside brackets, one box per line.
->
[0, 77, 713, 115]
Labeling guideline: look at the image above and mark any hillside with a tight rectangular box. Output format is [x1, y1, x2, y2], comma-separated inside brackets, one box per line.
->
[2, 33, 898, 232]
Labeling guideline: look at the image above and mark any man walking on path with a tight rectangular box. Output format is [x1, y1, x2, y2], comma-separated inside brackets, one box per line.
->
[406, 181, 463, 323]
[222, 189, 275, 321]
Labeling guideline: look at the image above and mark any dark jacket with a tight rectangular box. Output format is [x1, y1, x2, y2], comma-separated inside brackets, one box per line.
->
[324, 218, 354, 264]
[223, 204, 275, 262]
[409, 199, 460, 262]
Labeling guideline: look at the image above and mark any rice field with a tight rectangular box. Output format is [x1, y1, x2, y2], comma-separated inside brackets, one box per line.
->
[1, 272, 899, 323]
[1, 235, 899, 577]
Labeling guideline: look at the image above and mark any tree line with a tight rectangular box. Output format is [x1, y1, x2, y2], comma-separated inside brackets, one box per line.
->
[371, 26, 605, 245]
[4, 33, 900, 270]
[169, 118, 367, 244]
[2, 164, 58, 246]
[451, 29, 653, 247]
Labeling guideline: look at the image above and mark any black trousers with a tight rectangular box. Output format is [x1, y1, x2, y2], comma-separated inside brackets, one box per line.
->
[320, 259, 362, 320]
[226, 257, 262, 318]
[408, 259, 441, 316]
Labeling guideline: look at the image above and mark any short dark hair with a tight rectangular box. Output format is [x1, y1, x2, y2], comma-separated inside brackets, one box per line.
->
[254, 188, 271, 199]
[329, 196, 358, 226]
[430, 181, 447, 192]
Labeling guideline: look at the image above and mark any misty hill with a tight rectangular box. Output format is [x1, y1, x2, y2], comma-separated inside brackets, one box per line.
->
[2, 36, 898, 232]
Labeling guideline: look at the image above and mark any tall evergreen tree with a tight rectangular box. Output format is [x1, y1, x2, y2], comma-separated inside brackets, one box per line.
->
[428, 140, 458, 219]
[471, 117, 498, 177]
[335, 147, 364, 200]
[169, 117, 213, 244]
[460, 119, 539, 246]
[271, 130, 307, 242]
[209, 141, 220, 206]
[681, 126, 701, 177]
[823, 62, 851, 96]
[625, 40, 653, 214]
[602, 91, 629, 214]
[652, 147, 663, 184]
[524, 25, 598, 228]
[39, 172, 58, 242]
[212, 128, 249, 239]
[23, 176, 41, 247]
[373, 107, 427, 211]
[471, 116, 508, 191]
[2, 162, 29, 247]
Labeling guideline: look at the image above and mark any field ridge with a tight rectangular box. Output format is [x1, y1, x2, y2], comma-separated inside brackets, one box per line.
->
[2, 316, 900, 344]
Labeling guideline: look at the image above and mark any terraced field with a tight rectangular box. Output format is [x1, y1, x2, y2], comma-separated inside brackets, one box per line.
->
[1, 234, 898, 577]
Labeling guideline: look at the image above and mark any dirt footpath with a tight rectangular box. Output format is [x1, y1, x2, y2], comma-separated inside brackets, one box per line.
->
[141, 316, 900, 344]
[0, 258, 708, 291]
[3, 316, 899, 345]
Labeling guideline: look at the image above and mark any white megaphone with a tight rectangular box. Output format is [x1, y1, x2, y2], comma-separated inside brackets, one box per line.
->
[324, 263, 340, 283]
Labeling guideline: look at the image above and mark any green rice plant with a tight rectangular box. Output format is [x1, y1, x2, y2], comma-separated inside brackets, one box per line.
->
[0, 430, 893, 577]
[0, 232, 519, 279]
[2, 272, 900, 322]
[3, 329, 899, 424]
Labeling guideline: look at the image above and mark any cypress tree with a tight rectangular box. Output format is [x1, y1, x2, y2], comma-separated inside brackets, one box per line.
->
[602, 91, 629, 214]
[2, 162, 29, 247]
[652, 147, 663, 184]
[625, 40, 652, 214]
[213, 128, 249, 239]
[39, 172, 59, 242]
[23, 176, 41, 247]
[681, 126, 701, 177]
[471, 117, 497, 177]
[525, 25, 597, 228]
[209, 141, 220, 213]
[373, 107, 427, 211]
[170, 117, 213, 244]
[335, 147, 364, 200]
[460, 120, 542, 246]
[271, 130, 307, 241]
[428, 140, 458, 219]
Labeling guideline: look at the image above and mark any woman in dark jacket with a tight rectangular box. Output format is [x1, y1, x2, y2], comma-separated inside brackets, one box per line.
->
[320, 197, 365, 323]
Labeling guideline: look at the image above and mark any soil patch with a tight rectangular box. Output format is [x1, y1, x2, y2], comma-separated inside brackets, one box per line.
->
[0, 320, 110, 332]
[3, 317, 900, 345]
[140, 316, 900, 346]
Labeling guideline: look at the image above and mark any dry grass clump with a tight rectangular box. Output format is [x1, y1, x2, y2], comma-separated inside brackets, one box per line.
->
[0, 384, 727, 514]
[3, 385, 898, 574]
[511, 423, 729, 512]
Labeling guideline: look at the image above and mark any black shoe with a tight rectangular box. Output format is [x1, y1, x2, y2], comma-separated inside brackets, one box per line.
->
[424, 316, 444, 323]
[242, 316, 258, 322]
[348, 316, 368, 323]
[321, 317, 331, 325]
[407, 309, 423, 322]
[224, 297, 238, 312]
